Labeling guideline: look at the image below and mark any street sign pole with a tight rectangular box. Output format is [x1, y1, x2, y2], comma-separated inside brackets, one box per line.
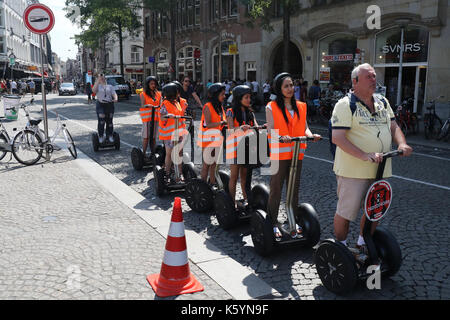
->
[40, 34, 50, 161]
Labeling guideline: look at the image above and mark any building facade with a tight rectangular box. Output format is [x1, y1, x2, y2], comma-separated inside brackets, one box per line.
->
[144, 0, 449, 117]
[0, 0, 51, 80]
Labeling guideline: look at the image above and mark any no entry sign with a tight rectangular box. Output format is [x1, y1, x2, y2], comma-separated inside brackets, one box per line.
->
[23, 4, 55, 34]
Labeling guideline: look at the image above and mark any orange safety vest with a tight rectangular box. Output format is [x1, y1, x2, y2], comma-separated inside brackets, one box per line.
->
[158, 99, 187, 141]
[225, 108, 255, 161]
[198, 102, 226, 148]
[140, 91, 161, 123]
[179, 97, 188, 113]
[268, 100, 307, 160]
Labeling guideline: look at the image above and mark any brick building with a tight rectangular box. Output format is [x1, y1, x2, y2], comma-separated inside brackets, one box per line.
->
[144, 0, 450, 117]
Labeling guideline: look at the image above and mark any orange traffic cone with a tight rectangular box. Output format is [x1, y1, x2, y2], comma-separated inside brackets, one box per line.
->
[147, 197, 204, 297]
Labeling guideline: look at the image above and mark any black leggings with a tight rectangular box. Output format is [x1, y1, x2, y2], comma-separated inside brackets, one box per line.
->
[96, 101, 114, 137]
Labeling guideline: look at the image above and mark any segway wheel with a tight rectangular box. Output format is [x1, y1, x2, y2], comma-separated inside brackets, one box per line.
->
[92, 133, 99, 152]
[250, 209, 275, 256]
[113, 132, 120, 150]
[215, 190, 238, 230]
[250, 184, 269, 211]
[153, 165, 166, 197]
[182, 162, 197, 181]
[131, 148, 144, 171]
[154, 145, 166, 167]
[373, 227, 402, 278]
[184, 178, 214, 213]
[218, 170, 230, 194]
[315, 240, 358, 295]
[295, 203, 321, 248]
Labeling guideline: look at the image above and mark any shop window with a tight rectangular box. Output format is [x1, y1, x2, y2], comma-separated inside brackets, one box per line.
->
[318, 33, 357, 92]
[375, 26, 429, 65]
[195, 1, 201, 25]
[221, 0, 228, 18]
[229, 0, 238, 16]
[188, 0, 194, 26]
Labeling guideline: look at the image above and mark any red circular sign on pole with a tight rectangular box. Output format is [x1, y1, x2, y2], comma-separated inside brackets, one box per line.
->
[23, 4, 55, 35]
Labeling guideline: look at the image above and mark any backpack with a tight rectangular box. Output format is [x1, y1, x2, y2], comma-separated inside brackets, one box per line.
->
[328, 93, 388, 159]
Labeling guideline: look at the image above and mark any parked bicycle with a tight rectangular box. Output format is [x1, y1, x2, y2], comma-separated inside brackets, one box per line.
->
[437, 101, 450, 141]
[20, 102, 77, 160]
[395, 97, 419, 137]
[423, 96, 444, 140]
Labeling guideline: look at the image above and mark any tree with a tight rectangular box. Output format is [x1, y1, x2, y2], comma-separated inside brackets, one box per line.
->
[65, 0, 142, 76]
[142, 0, 177, 80]
[243, 0, 301, 73]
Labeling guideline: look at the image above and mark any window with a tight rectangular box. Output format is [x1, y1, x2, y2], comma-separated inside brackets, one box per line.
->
[221, 0, 228, 18]
[195, 0, 201, 25]
[144, 16, 150, 39]
[162, 13, 167, 33]
[182, 1, 186, 27]
[131, 46, 140, 63]
[188, 0, 194, 26]
[229, 0, 238, 16]
[0, 36, 4, 54]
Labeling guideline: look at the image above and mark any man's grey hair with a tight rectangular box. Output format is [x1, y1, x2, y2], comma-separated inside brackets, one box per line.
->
[351, 63, 373, 80]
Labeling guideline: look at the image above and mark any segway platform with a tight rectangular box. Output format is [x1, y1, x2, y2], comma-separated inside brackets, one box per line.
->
[92, 132, 120, 152]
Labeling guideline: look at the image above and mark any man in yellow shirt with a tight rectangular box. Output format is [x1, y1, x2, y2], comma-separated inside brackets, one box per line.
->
[331, 63, 413, 254]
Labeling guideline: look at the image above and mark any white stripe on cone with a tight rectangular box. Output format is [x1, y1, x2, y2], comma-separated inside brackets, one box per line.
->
[163, 250, 188, 267]
[168, 222, 185, 238]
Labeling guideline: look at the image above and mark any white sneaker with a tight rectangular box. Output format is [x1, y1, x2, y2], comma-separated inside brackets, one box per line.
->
[108, 136, 115, 143]
[99, 135, 105, 144]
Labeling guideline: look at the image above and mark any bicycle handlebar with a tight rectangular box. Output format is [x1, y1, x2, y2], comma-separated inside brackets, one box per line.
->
[382, 150, 403, 158]
[279, 136, 321, 142]
[162, 115, 193, 120]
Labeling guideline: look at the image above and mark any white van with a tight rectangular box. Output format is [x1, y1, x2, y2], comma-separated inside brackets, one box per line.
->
[105, 75, 131, 100]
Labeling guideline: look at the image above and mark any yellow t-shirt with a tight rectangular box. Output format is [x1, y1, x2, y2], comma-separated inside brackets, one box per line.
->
[332, 94, 396, 179]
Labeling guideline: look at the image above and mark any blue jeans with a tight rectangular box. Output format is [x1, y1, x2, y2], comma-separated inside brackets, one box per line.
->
[96, 101, 114, 137]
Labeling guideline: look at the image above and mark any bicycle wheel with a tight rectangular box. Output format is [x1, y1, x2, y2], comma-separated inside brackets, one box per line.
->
[0, 133, 8, 161]
[424, 115, 442, 140]
[410, 114, 419, 134]
[12, 129, 43, 165]
[63, 128, 77, 159]
[398, 119, 408, 137]
[437, 121, 449, 141]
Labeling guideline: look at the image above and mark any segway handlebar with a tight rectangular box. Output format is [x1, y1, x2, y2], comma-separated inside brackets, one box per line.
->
[161, 115, 193, 120]
[279, 136, 322, 142]
[382, 149, 403, 158]
[143, 104, 159, 108]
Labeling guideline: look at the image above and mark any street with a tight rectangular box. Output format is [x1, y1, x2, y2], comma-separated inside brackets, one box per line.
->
[1, 92, 449, 300]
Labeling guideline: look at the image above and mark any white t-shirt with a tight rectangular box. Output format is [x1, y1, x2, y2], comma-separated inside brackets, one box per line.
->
[97, 84, 116, 103]
[263, 83, 270, 93]
[251, 81, 259, 93]
[11, 81, 17, 89]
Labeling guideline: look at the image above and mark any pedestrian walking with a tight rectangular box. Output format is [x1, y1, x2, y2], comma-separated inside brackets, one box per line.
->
[86, 82, 93, 104]
[263, 79, 271, 105]
[300, 81, 308, 103]
[29, 80, 35, 97]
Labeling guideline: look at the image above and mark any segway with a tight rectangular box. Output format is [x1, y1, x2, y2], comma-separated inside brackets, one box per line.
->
[214, 125, 270, 230]
[152, 115, 197, 197]
[92, 132, 120, 152]
[131, 104, 165, 170]
[250, 136, 322, 256]
[314, 150, 404, 295]
[184, 124, 232, 213]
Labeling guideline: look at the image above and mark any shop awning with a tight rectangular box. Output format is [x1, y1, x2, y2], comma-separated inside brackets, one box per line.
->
[33, 72, 49, 78]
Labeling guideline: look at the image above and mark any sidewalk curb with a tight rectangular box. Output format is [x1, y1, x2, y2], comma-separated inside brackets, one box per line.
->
[70, 146, 280, 300]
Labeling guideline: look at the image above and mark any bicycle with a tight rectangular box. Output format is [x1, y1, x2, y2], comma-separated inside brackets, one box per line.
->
[423, 96, 444, 140]
[395, 97, 419, 137]
[437, 101, 450, 141]
[20, 103, 77, 160]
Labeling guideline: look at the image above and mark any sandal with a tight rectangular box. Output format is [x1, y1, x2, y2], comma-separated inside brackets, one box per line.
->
[273, 227, 282, 242]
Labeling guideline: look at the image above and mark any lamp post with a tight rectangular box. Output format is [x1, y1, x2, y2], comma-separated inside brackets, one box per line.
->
[396, 18, 411, 107]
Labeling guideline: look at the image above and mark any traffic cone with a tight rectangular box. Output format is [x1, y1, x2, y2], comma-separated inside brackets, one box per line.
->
[147, 197, 204, 297]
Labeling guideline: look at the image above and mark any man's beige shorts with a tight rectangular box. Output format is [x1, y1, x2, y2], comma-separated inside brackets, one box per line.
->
[336, 176, 374, 222]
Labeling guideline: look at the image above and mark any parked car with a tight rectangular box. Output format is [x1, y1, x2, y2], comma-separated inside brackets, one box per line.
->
[105, 75, 130, 100]
[59, 82, 77, 96]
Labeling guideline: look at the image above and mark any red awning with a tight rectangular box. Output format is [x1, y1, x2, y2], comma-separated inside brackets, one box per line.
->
[33, 72, 49, 78]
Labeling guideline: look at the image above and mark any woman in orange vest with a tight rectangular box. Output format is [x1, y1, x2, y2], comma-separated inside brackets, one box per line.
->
[139, 76, 161, 158]
[266, 73, 321, 241]
[159, 83, 188, 183]
[198, 83, 227, 185]
[226, 85, 260, 209]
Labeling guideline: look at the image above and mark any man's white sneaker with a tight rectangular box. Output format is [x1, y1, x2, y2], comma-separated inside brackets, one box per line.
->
[108, 136, 114, 143]
[99, 135, 105, 144]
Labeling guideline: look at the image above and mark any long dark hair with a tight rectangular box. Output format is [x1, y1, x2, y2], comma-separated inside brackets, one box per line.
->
[208, 90, 225, 118]
[231, 97, 254, 126]
[144, 79, 157, 99]
[275, 77, 299, 124]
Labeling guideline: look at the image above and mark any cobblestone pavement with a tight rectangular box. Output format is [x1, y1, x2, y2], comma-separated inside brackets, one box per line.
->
[2, 93, 449, 300]
[0, 145, 233, 300]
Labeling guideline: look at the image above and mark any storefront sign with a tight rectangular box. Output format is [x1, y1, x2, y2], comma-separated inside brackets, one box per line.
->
[319, 68, 331, 83]
[148, 56, 155, 63]
[125, 68, 144, 73]
[323, 54, 354, 62]
[228, 44, 238, 55]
